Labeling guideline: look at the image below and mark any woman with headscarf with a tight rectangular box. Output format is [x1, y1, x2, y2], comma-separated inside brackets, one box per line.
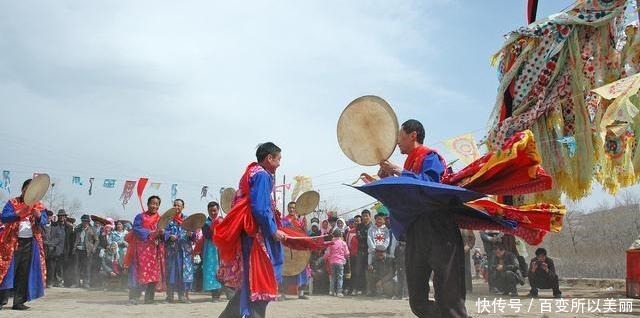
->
[109, 221, 129, 261]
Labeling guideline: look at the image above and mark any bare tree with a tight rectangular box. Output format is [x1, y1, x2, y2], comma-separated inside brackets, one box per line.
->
[615, 189, 640, 207]
[564, 208, 582, 254]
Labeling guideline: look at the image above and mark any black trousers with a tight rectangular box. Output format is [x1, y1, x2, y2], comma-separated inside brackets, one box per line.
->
[219, 291, 268, 318]
[129, 283, 157, 303]
[464, 252, 472, 293]
[405, 213, 468, 318]
[6, 238, 33, 307]
[395, 263, 407, 298]
[353, 253, 368, 292]
[490, 270, 518, 293]
[47, 255, 63, 286]
[529, 271, 560, 295]
[62, 255, 76, 287]
[75, 250, 92, 286]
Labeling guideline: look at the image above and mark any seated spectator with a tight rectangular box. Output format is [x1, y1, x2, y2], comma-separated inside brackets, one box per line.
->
[527, 248, 562, 298]
[100, 242, 124, 290]
[367, 250, 395, 298]
[490, 244, 523, 296]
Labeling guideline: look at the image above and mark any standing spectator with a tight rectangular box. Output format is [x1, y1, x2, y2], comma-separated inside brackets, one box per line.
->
[46, 211, 65, 288]
[343, 216, 359, 295]
[74, 214, 98, 288]
[392, 234, 407, 300]
[472, 249, 483, 279]
[335, 218, 347, 235]
[202, 201, 224, 302]
[527, 248, 561, 298]
[58, 210, 76, 288]
[324, 228, 350, 297]
[490, 244, 522, 296]
[43, 210, 54, 287]
[367, 212, 390, 297]
[461, 230, 476, 293]
[354, 210, 372, 295]
[481, 230, 503, 293]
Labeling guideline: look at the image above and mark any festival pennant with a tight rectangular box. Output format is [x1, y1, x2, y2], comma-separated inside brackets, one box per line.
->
[200, 186, 208, 200]
[2, 171, 9, 194]
[136, 177, 149, 211]
[290, 176, 313, 201]
[171, 184, 178, 201]
[150, 182, 161, 190]
[443, 133, 481, 165]
[103, 179, 116, 188]
[88, 177, 95, 195]
[120, 180, 137, 208]
[72, 176, 83, 186]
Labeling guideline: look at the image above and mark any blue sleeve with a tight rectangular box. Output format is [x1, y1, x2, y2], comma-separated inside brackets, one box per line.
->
[133, 214, 152, 241]
[250, 171, 278, 237]
[164, 222, 181, 241]
[38, 211, 48, 228]
[400, 152, 444, 183]
[202, 220, 213, 239]
[1, 202, 18, 223]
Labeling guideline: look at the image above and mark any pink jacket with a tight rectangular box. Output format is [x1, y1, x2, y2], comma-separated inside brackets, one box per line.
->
[324, 238, 350, 265]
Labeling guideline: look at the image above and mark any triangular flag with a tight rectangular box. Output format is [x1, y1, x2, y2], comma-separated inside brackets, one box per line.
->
[150, 183, 161, 190]
[137, 177, 149, 212]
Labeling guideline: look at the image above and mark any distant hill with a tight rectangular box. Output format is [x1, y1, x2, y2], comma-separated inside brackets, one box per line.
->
[535, 204, 640, 279]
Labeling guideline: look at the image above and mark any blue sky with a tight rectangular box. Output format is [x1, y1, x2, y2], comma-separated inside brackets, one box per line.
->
[1, 1, 634, 219]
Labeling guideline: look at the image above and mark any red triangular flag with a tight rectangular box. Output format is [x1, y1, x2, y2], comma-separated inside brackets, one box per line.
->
[137, 177, 149, 211]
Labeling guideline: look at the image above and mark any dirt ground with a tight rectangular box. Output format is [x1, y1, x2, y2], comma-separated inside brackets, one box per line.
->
[1, 279, 639, 317]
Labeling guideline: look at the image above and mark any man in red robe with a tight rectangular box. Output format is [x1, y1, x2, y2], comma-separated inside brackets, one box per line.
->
[0, 179, 48, 311]
[126, 195, 164, 305]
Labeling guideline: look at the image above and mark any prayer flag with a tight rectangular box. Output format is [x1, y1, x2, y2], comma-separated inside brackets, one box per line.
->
[120, 180, 137, 208]
[443, 133, 481, 165]
[103, 179, 116, 188]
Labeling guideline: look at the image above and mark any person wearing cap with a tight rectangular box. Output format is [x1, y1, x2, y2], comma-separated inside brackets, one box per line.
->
[73, 214, 98, 288]
[55, 210, 76, 288]
[0, 179, 48, 311]
[45, 209, 66, 288]
[379, 119, 468, 317]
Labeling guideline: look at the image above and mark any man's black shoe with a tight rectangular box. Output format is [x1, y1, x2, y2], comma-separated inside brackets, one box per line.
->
[12, 304, 30, 311]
